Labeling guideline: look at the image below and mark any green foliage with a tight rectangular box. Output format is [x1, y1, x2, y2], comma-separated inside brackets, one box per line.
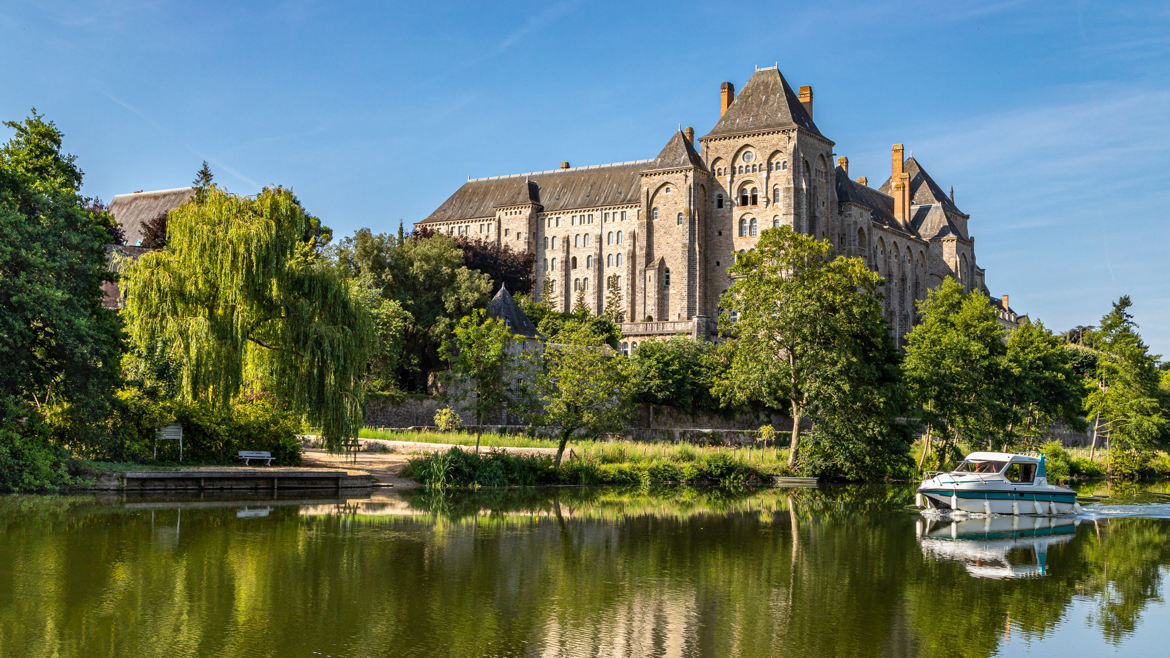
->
[630, 337, 720, 412]
[1107, 449, 1148, 481]
[433, 407, 462, 432]
[406, 448, 557, 488]
[714, 226, 905, 475]
[0, 110, 123, 454]
[121, 186, 369, 450]
[0, 398, 74, 492]
[536, 305, 621, 348]
[1004, 320, 1086, 447]
[757, 424, 776, 448]
[602, 274, 625, 324]
[441, 309, 517, 426]
[524, 322, 636, 466]
[363, 294, 412, 399]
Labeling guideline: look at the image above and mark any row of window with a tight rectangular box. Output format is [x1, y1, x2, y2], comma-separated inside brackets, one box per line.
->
[736, 217, 783, 237]
[715, 161, 788, 177]
[546, 210, 631, 229]
[543, 231, 627, 250]
[544, 252, 626, 271]
[546, 275, 624, 294]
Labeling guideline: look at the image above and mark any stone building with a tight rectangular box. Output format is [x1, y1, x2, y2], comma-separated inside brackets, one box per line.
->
[431, 66, 1015, 347]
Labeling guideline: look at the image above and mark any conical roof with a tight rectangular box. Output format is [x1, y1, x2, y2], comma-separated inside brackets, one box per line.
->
[701, 67, 821, 139]
[487, 284, 539, 338]
[647, 129, 706, 171]
[878, 156, 963, 214]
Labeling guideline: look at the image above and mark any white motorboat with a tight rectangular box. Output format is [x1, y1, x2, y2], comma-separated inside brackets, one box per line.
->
[916, 515, 1078, 579]
[916, 451, 1080, 515]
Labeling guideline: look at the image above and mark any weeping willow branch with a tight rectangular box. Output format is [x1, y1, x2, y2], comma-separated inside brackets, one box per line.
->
[122, 186, 371, 449]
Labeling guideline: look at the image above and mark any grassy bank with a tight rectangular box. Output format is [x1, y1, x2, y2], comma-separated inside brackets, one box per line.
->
[909, 439, 1170, 482]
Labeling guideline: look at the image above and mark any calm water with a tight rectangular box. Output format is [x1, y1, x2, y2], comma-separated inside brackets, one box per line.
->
[2, 484, 1170, 657]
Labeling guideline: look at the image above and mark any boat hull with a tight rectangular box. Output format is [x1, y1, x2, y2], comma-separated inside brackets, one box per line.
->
[917, 488, 1078, 515]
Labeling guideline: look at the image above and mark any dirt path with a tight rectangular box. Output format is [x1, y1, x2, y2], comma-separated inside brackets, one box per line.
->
[301, 449, 419, 490]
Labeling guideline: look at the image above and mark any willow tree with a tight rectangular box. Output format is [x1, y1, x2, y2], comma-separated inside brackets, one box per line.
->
[122, 186, 370, 449]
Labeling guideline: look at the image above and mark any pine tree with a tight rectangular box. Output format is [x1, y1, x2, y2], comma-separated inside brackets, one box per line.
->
[192, 161, 214, 203]
[603, 275, 625, 323]
[541, 275, 554, 306]
[573, 287, 588, 315]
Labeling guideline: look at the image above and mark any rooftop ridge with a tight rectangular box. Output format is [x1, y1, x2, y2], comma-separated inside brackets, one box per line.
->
[112, 186, 195, 199]
[467, 159, 654, 183]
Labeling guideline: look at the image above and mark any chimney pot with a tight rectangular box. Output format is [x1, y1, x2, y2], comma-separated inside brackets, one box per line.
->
[720, 81, 735, 117]
[798, 85, 813, 118]
[684, 126, 694, 143]
[560, 161, 570, 169]
[857, 176, 868, 186]
[836, 156, 848, 174]
[1002, 294, 1009, 310]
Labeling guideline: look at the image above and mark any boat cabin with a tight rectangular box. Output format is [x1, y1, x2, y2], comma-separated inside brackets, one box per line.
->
[951, 452, 1046, 484]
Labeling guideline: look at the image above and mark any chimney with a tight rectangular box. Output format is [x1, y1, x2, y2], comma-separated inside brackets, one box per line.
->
[560, 161, 570, 169]
[891, 144, 904, 179]
[1001, 294, 1009, 310]
[893, 173, 911, 227]
[684, 126, 695, 143]
[836, 156, 848, 175]
[798, 85, 813, 118]
[949, 185, 955, 204]
[857, 176, 868, 187]
[720, 82, 735, 117]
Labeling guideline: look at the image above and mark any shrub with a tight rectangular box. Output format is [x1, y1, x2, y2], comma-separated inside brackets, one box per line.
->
[559, 458, 601, 485]
[1107, 449, 1147, 480]
[434, 407, 462, 432]
[168, 398, 303, 465]
[0, 399, 75, 493]
[406, 448, 557, 488]
[1041, 442, 1071, 481]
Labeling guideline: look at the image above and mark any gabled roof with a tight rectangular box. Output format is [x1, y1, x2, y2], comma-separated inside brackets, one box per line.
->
[420, 161, 649, 224]
[834, 167, 917, 237]
[646, 129, 706, 171]
[487, 284, 539, 338]
[701, 67, 822, 140]
[108, 187, 195, 247]
[878, 156, 963, 214]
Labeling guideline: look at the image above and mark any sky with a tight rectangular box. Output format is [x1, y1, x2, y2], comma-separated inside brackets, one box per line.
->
[2, 0, 1169, 355]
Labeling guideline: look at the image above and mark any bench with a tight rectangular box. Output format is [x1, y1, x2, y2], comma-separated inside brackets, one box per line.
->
[236, 450, 274, 466]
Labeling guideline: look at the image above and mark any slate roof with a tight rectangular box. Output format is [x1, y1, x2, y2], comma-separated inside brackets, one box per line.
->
[420, 161, 649, 224]
[878, 157, 963, 214]
[646, 129, 706, 171]
[834, 167, 917, 237]
[701, 67, 822, 139]
[108, 187, 195, 246]
[487, 284, 539, 338]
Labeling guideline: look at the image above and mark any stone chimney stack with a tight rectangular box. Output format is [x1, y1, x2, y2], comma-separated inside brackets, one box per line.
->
[950, 185, 955, 204]
[836, 156, 848, 175]
[720, 82, 735, 117]
[892, 144, 910, 227]
[892, 144, 904, 179]
[560, 161, 570, 169]
[684, 126, 695, 143]
[799, 86, 813, 118]
[857, 176, 868, 187]
[1002, 294, 1009, 310]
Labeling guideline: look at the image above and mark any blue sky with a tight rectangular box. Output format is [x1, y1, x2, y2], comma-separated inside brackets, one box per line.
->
[3, 0, 1168, 355]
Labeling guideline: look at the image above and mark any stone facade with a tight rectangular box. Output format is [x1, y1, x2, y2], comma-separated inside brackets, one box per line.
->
[419, 65, 1023, 348]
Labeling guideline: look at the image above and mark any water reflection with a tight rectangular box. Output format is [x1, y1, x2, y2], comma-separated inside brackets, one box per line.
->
[916, 515, 1077, 579]
[0, 486, 1168, 657]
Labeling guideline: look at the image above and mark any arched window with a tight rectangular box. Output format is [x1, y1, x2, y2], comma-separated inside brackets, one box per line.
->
[652, 207, 659, 220]
[616, 231, 623, 244]
[572, 235, 578, 247]
[782, 161, 788, 170]
[607, 231, 613, 244]
[586, 255, 593, 269]
[716, 194, 724, 209]
[550, 279, 556, 292]
[614, 275, 621, 287]
[551, 236, 557, 249]
[739, 219, 748, 237]
[750, 188, 759, 205]
[571, 256, 578, 269]
[584, 234, 591, 247]
[573, 278, 580, 291]
[543, 237, 548, 248]
[551, 257, 557, 270]
[583, 277, 589, 290]
[750, 218, 758, 236]
[773, 187, 780, 203]
[739, 188, 749, 206]
[616, 253, 623, 266]
[772, 216, 780, 228]
[664, 268, 671, 288]
[607, 254, 613, 266]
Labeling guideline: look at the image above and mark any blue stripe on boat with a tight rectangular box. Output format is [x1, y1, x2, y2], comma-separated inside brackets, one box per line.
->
[918, 490, 1076, 503]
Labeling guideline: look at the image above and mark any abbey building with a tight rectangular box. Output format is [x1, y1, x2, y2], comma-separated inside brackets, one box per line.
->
[418, 65, 1022, 347]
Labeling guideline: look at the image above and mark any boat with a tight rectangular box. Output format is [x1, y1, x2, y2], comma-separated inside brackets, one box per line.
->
[916, 515, 1078, 579]
[916, 451, 1080, 515]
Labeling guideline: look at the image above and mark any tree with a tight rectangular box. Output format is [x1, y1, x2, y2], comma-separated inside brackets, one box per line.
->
[363, 294, 413, 399]
[902, 278, 1009, 467]
[603, 274, 625, 324]
[630, 337, 719, 412]
[573, 287, 588, 314]
[526, 322, 634, 467]
[192, 160, 214, 202]
[139, 211, 168, 248]
[0, 110, 123, 460]
[712, 226, 893, 470]
[441, 309, 518, 453]
[122, 185, 370, 449]
[1002, 320, 1085, 449]
[412, 225, 534, 293]
[1082, 297, 1166, 475]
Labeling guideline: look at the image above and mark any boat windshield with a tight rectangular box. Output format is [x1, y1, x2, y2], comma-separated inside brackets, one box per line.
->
[952, 460, 1007, 474]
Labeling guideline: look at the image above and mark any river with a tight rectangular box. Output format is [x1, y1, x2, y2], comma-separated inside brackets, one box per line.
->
[2, 483, 1169, 657]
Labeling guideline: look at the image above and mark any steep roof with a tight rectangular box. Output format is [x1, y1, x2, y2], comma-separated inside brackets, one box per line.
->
[878, 156, 963, 214]
[646, 129, 706, 171]
[108, 187, 195, 246]
[834, 167, 917, 236]
[420, 160, 648, 224]
[487, 285, 539, 338]
[701, 67, 822, 139]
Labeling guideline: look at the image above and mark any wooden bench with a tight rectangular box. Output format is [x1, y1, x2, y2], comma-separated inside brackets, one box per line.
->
[236, 450, 274, 466]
